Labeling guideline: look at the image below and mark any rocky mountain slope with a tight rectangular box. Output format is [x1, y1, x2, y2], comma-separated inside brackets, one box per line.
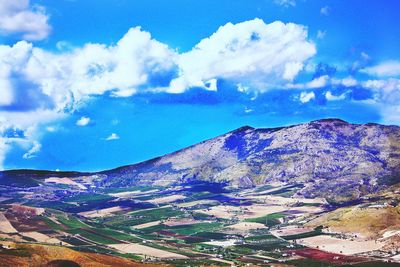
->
[97, 119, 400, 202]
[1, 119, 400, 202]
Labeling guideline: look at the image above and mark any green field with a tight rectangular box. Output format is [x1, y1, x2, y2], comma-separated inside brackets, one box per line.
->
[244, 212, 287, 226]
[1, 182, 394, 267]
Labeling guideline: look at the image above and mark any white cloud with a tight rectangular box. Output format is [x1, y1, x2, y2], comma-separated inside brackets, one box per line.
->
[350, 52, 371, 72]
[0, 20, 316, 112]
[0, 109, 64, 131]
[46, 126, 58, 132]
[0, 19, 318, 167]
[304, 62, 317, 73]
[283, 62, 304, 81]
[76, 116, 91, 126]
[244, 107, 253, 113]
[299, 91, 315, 103]
[287, 75, 329, 89]
[317, 30, 326, 39]
[340, 76, 358, 87]
[363, 78, 400, 104]
[320, 6, 330, 16]
[361, 61, 400, 77]
[361, 52, 370, 61]
[56, 41, 74, 51]
[0, 0, 51, 40]
[325, 91, 347, 101]
[0, 41, 31, 106]
[110, 89, 137, 98]
[105, 133, 120, 141]
[380, 105, 400, 125]
[237, 83, 250, 93]
[274, 0, 296, 7]
[361, 78, 400, 124]
[22, 141, 41, 159]
[308, 75, 329, 88]
[0, 77, 13, 105]
[331, 76, 358, 87]
[0, 109, 64, 169]
[0, 25, 175, 168]
[204, 78, 218, 91]
[0, 26, 177, 167]
[25, 27, 177, 108]
[169, 19, 316, 93]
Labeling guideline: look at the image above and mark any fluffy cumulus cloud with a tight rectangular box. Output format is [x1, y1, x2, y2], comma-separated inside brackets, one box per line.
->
[0, 19, 319, 168]
[2, 14, 400, 168]
[26, 27, 178, 109]
[0, 27, 177, 111]
[0, 27, 177, 168]
[0, 19, 316, 116]
[169, 19, 316, 93]
[0, 0, 51, 41]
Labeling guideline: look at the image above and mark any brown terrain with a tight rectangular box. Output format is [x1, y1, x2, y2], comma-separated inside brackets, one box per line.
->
[0, 242, 163, 267]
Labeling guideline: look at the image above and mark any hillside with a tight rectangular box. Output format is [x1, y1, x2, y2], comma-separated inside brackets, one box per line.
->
[98, 119, 400, 202]
[1, 119, 400, 266]
[0, 241, 161, 267]
[308, 204, 400, 238]
[1, 119, 400, 203]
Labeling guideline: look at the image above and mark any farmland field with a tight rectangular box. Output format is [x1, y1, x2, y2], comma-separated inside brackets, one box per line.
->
[0, 181, 399, 266]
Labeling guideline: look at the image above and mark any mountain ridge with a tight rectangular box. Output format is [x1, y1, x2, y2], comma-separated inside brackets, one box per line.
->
[1, 118, 400, 202]
[98, 118, 400, 202]
[1, 118, 396, 174]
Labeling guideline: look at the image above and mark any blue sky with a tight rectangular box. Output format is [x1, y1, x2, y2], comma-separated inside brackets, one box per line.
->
[0, 0, 400, 171]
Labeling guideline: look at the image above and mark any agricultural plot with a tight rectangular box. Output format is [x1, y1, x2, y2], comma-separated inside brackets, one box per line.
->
[20, 231, 64, 245]
[109, 243, 189, 259]
[78, 206, 127, 218]
[0, 212, 17, 233]
[297, 235, 384, 255]
[0, 182, 397, 266]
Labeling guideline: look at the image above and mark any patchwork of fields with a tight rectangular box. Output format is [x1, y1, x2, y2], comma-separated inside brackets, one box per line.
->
[0, 182, 400, 266]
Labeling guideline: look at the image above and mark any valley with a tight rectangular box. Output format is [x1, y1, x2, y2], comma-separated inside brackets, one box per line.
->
[1, 119, 400, 266]
[1, 181, 400, 266]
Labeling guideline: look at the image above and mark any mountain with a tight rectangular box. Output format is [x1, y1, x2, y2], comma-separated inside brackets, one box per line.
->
[98, 119, 400, 202]
[1, 119, 400, 266]
[1, 119, 400, 202]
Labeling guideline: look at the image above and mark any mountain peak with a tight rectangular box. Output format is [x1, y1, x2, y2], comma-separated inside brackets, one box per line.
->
[310, 118, 349, 124]
[232, 125, 254, 132]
